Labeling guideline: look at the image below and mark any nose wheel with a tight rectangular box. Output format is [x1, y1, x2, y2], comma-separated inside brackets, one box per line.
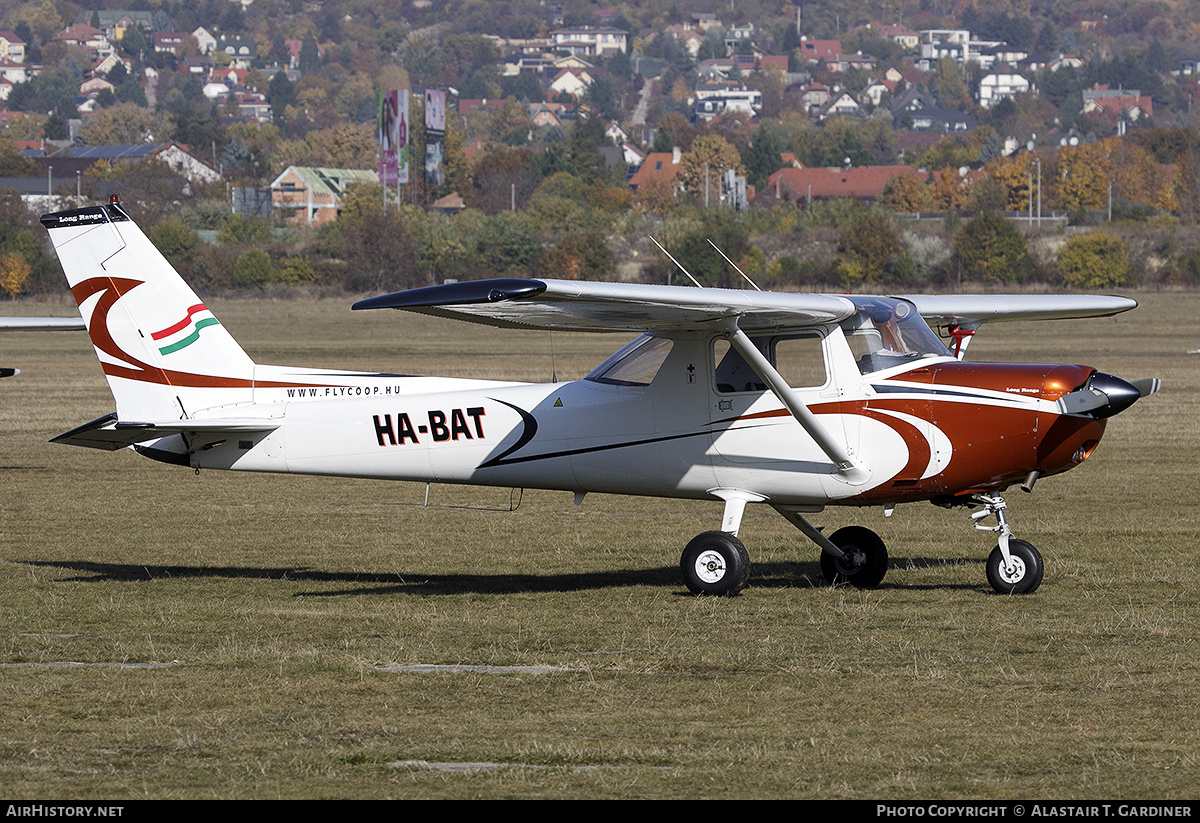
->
[968, 494, 1044, 594]
[986, 539, 1043, 594]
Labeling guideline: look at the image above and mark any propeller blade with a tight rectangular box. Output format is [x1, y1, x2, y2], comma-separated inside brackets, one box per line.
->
[1130, 377, 1161, 398]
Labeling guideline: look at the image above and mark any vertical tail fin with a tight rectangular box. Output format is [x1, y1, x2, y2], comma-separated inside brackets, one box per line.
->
[41, 203, 257, 421]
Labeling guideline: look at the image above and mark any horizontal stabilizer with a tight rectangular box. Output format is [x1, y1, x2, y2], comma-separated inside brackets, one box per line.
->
[0, 317, 86, 330]
[52, 413, 280, 451]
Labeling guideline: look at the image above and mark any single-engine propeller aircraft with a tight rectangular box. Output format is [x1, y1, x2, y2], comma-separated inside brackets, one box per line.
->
[41, 201, 1159, 596]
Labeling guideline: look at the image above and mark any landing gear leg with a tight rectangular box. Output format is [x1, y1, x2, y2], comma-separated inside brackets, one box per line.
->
[970, 494, 1044, 595]
[773, 506, 889, 589]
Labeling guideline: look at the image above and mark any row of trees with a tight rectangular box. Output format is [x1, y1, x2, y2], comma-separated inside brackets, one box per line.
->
[878, 130, 1200, 220]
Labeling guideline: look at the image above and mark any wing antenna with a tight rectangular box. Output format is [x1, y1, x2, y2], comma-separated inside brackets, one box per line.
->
[649, 236, 703, 288]
[707, 239, 762, 291]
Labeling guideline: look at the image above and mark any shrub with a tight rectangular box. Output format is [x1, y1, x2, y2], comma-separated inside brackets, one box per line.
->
[953, 213, 1032, 283]
[1057, 232, 1130, 288]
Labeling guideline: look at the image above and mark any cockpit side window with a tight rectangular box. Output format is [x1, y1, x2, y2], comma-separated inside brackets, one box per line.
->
[586, 335, 674, 387]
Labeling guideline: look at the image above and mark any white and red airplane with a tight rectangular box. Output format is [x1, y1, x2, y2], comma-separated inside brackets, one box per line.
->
[41, 201, 1159, 596]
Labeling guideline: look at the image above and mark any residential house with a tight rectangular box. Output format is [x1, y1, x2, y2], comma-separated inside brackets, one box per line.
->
[1082, 85, 1153, 122]
[1046, 55, 1085, 72]
[725, 24, 755, 51]
[628, 148, 682, 195]
[500, 53, 554, 76]
[664, 25, 705, 57]
[270, 166, 379, 227]
[859, 79, 894, 108]
[797, 82, 830, 114]
[53, 24, 112, 59]
[549, 67, 594, 98]
[978, 66, 1030, 108]
[550, 26, 627, 57]
[797, 39, 842, 63]
[0, 58, 30, 85]
[875, 25, 920, 51]
[285, 38, 324, 68]
[910, 107, 976, 132]
[757, 164, 925, 207]
[692, 13, 722, 30]
[234, 93, 272, 123]
[823, 52, 878, 74]
[91, 53, 128, 77]
[80, 10, 152, 40]
[79, 76, 114, 98]
[0, 32, 26, 63]
[693, 83, 762, 121]
[183, 56, 214, 77]
[814, 91, 860, 120]
[153, 32, 188, 54]
[530, 103, 565, 128]
[192, 27, 217, 55]
[218, 38, 257, 69]
[605, 121, 628, 144]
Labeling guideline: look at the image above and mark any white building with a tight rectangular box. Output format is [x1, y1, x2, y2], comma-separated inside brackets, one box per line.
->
[979, 66, 1030, 108]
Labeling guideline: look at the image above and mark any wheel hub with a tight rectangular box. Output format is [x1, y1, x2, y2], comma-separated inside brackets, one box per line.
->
[694, 550, 727, 584]
[997, 556, 1027, 584]
[834, 548, 865, 576]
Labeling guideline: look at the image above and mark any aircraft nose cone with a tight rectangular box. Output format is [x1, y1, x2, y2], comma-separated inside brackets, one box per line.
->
[1087, 372, 1142, 418]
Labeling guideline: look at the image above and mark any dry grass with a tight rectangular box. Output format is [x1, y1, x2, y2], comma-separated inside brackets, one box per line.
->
[0, 293, 1197, 799]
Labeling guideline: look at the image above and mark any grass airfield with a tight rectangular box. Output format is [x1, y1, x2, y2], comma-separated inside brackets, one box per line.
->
[1, 292, 1197, 799]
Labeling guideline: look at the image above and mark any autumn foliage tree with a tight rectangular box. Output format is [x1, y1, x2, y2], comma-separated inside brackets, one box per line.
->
[1057, 232, 1130, 288]
[953, 213, 1032, 283]
[881, 173, 930, 212]
[679, 134, 744, 206]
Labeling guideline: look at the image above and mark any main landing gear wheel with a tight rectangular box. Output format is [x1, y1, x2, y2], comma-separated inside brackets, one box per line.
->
[681, 531, 751, 596]
[820, 526, 889, 589]
[986, 539, 1044, 595]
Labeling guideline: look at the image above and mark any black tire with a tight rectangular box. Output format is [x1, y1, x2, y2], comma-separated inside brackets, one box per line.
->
[986, 539, 1044, 595]
[681, 531, 751, 596]
[820, 526, 888, 589]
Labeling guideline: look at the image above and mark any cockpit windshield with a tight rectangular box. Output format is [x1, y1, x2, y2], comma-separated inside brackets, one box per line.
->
[841, 297, 952, 375]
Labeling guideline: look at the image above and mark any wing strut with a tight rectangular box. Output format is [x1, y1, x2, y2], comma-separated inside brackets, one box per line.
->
[724, 325, 869, 484]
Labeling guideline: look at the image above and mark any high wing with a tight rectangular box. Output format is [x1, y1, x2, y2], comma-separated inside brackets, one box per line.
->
[352, 278, 857, 332]
[896, 293, 1137, 359]
[354, 280, 1138, 340]
[899, 294, 1137, 327]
